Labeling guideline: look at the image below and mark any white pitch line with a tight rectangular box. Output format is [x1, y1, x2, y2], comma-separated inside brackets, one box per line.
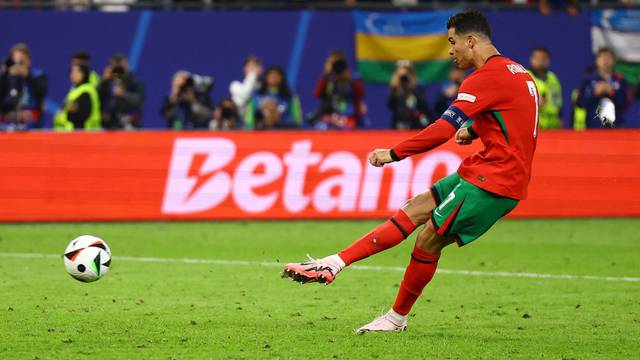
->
[1, 252, 639, 283]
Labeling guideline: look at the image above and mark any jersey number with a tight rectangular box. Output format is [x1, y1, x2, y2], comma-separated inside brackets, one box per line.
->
[526, 81, 539, 138]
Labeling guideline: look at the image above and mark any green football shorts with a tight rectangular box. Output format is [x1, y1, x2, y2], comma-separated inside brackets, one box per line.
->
[430, 172, 519, 246]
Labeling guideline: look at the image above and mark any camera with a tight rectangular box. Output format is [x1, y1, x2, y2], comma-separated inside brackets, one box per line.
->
[220, 106, 237, 120]
[191, 74, 214, 95]
[3, 56, 15, 70]
[111, 65, 126, 79]
[399, 75, 410, 86]
[178, 74, 214, 97]
[331, 59, 348, 75]
[179, 77, 195, 95]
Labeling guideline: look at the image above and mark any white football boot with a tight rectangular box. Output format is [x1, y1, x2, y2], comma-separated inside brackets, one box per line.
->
[356, 310, 408, 334]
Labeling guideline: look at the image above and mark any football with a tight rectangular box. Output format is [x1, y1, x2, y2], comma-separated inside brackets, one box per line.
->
[63, 235, 112, 282]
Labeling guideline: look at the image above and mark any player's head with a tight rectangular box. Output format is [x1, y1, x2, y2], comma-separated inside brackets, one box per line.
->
[446, 10, 492, 70]
[595, 47, 615, 73]
[529, 46, 551, 72]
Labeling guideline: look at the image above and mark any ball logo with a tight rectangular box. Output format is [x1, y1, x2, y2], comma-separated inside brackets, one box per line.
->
[162, 138, 463, 216]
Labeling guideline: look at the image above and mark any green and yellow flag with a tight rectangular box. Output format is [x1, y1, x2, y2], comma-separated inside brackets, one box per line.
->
[354, 11, 455, 83]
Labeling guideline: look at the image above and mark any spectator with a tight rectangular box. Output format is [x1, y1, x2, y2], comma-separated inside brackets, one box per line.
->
[230, 55, 262, 120]
[434, 66, 466, 116]
[0, 43, 47, 130]
[71, 51, 100, 87]
[576, 48, 631, 128]
[387, 60, 431, 129]
[539, 0, 579, 16]
[98, 53, 143, 130]
[311, 50, 366, 130]
[161, 70, 214, 130]
[54, 63, 101, 130]
[245, 65, 302, 130]
[210, 98, 242, 130]
[528, 46, 563, 129]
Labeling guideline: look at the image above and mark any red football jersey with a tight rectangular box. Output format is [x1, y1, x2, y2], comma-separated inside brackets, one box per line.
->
[391, 56, 539, 199]
[452, 56, 539, 200]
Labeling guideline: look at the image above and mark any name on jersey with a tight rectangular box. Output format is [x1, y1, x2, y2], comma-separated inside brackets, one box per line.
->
[506, 64, 528, 74]
[456, 93, 476, 103]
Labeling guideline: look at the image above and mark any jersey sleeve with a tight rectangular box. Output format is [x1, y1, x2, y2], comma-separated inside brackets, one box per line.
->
[391, 119, 457, 160]
[446, 73, 498, 129]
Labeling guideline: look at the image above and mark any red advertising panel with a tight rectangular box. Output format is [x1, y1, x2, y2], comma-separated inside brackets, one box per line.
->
[0, 130, 638, 222]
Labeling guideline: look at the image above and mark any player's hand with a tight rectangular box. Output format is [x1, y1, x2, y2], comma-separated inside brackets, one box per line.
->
[455, 127, 474, 145]
[369, 149, 393, 167]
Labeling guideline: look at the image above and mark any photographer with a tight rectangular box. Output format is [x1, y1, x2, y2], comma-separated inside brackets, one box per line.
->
[210, 98, 241, 131]
[434, 66, 466, 116]
[161, 70, 214, 130]
[311, 50, 366, 130]
[97, 54, 144, 130]
[0, 43, 47, 130]
[387, 60, 431, 130]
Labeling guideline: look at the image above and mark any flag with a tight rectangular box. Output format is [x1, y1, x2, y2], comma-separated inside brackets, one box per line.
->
[592, 9, 640, 85]
[353, 11, 455, 83]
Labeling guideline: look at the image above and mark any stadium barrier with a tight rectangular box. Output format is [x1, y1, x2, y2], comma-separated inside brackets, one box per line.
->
[0, 130, 638, 222]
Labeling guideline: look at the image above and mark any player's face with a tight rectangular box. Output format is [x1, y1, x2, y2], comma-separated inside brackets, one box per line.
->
[447, 28, 472, 70]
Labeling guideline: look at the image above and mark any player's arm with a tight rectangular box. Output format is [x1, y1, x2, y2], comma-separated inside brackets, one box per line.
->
[369, 118, 457, 167]
[369, 107, 472, 167]
[369, 76, 491, 168]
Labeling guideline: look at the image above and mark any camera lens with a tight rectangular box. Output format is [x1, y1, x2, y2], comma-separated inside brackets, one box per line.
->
[331, 59, 347, 74]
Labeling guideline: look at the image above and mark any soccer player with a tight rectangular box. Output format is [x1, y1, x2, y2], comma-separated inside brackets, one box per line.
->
[283, 10, 539, 333]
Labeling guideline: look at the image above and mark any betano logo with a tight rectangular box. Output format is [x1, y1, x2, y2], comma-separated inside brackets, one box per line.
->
[162, 138, 462, 215]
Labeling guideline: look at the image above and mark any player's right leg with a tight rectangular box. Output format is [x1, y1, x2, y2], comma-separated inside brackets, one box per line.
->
[356, 221, 453, 333]
[282, 190, 437, 285]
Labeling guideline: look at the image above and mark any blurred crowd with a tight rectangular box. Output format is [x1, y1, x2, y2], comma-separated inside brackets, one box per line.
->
[0, 42, 637, 131]
[11, 1, 640, 13]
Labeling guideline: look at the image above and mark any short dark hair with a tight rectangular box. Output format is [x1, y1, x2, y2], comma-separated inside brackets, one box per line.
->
[596, 47, 615, 58]
[531, 46, 551, 57]
[330, 49, 346, 59]
[72, 51, 91, 63]
[446, 10, 492, 39]
[110, 53, 127, 65]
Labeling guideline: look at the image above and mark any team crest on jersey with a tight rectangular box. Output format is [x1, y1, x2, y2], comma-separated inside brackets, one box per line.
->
[457, 93, 476, 103]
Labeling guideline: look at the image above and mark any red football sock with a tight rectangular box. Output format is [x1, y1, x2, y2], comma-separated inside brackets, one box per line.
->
[338, 209, 416, 266]
[392, 246, 440, 316]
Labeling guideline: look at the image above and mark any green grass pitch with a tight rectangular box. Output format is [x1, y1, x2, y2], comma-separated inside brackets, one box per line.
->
[0, 219, 639, 359]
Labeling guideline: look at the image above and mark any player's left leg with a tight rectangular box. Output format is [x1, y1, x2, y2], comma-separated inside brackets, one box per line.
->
[357, 177, 519, 333]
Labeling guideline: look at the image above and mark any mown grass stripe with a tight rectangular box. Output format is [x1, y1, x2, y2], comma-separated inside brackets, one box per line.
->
[2, 252, 638, 283]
